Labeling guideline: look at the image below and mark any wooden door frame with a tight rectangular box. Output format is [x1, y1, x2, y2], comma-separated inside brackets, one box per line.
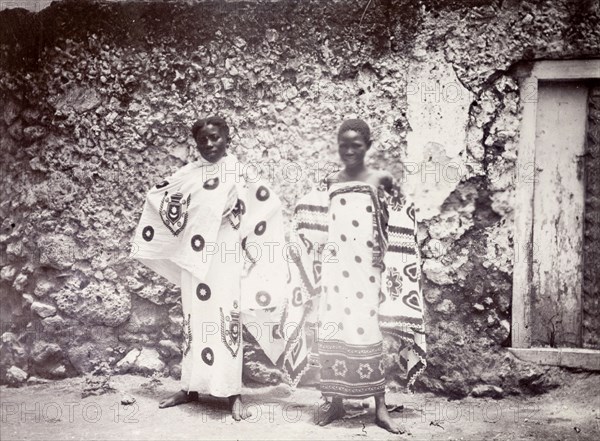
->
[511, 59, 600, 370]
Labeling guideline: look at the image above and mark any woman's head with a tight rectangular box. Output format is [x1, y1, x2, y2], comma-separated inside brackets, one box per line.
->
[337, 119, 372, 168]
[191, 116, 230, 163]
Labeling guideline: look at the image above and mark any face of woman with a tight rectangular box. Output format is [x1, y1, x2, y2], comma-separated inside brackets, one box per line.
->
[195, 124, 228, 163]
[338, 129, 370, 168]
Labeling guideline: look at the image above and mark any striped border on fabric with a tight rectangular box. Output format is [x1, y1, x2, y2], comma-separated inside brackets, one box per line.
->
[296, 222, 328, 232]
[380, 329, 421, 344]
[318, 348, 383, 359]
[411, 343, 426, 360]
[295, 203, 329, 214]
[388, 225, 413, 235]
[320, 382, 386, 399]
[408, 360, 426, 385]
[294, 203, 328, 233]
[407, 354, 427, 393]
[387, 244, 416, 254]
[317, 340, 383, 357]
[387, 235, 414, 247]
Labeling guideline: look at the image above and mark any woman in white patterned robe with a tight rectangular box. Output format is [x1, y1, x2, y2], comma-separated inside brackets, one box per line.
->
[132, 116, 286, 420]
[282, 119, 426, 433]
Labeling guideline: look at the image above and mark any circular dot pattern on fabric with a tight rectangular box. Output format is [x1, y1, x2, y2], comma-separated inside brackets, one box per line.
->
[142, 226, 154, 242]
[256, 186, 270, 201]
[196, 283, 211, 301]
[191, 234, 205, 251]
[203, 177, 219, 190]
[254, 221, 267, 236]
[201, 347, 214, 365]
[256, 291, 272, 307]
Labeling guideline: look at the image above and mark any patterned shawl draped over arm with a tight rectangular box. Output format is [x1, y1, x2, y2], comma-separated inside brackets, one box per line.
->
[130, 155, 287, 361]
[281, 180, 427, 391]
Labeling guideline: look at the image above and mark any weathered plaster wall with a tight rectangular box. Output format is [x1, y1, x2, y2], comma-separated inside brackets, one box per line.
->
[1, 0, 599, 396]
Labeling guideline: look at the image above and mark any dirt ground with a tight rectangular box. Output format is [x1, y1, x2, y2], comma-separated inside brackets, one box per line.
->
[1, 373, 599, 440]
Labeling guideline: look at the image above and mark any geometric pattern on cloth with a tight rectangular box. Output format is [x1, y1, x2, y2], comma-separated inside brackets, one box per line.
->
[318, 340, 385, 399]
[281, 178, 427, 393]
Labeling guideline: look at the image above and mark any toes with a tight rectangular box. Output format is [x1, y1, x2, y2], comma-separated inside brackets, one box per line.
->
[376, 418, 403, 434]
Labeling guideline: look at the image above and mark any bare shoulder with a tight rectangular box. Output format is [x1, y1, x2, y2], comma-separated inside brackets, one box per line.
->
[326, 170, 341, 185]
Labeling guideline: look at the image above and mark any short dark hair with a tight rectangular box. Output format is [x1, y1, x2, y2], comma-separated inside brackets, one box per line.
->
[191, 116, 230, 141]
[338, 118, 371, 143]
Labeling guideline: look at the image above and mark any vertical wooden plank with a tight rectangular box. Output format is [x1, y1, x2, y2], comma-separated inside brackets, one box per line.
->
[583, 83, 600, 349]
[512, 75, 538, 348]
[531, 81, 587, 348]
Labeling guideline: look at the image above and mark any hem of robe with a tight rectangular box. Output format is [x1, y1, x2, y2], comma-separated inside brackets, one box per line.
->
[318, 340, 386, 399]
[319, 380, 387, 399]
[320, 391, 386, 399]
[181, 385, 242, 398]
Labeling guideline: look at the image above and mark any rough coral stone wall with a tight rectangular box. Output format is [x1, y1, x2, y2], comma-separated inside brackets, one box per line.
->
[1, 0, 599, 395]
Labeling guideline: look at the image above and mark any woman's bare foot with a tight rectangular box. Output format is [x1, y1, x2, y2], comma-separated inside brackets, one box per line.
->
[316, 397, 345, 426]
[158, 390, 197, 408]
[229, 394, 252, 421]
[374, 393, 406, 434]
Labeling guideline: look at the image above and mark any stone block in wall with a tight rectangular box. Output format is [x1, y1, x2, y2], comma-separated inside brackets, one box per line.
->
[5, 366, 28, 387]
[2, 99, 21, 125]
[12, 273, 28, 292]
[31, 301, 56, 318]
[30, 341, 70, 379]
[115, 348, 141, 374]
[6, 242, 24, 258]
[50, 86, 102, 114]
[131, 348, 166, 376]
[169, 364, 181, 380]
[7, 119, 23, 140]
[0, 333, 28, 383]
[471, 384, 504, 398]
[117, 295, 167, 345]
[50, 280, 131, 327]
[422, 259, 455, 285]
[67, 342, 102, 375]
[20, 108, 41, 125]
[158, 339, 181, 360]
[137, 283, 179, 305]
[63, 323, 122, 375]
[22, 126, 46, 142]
[0, 265, 17, 282]
[34, 279, 55, 298]
[38, 234, 78, 270]
[40, 315, 69, 336]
